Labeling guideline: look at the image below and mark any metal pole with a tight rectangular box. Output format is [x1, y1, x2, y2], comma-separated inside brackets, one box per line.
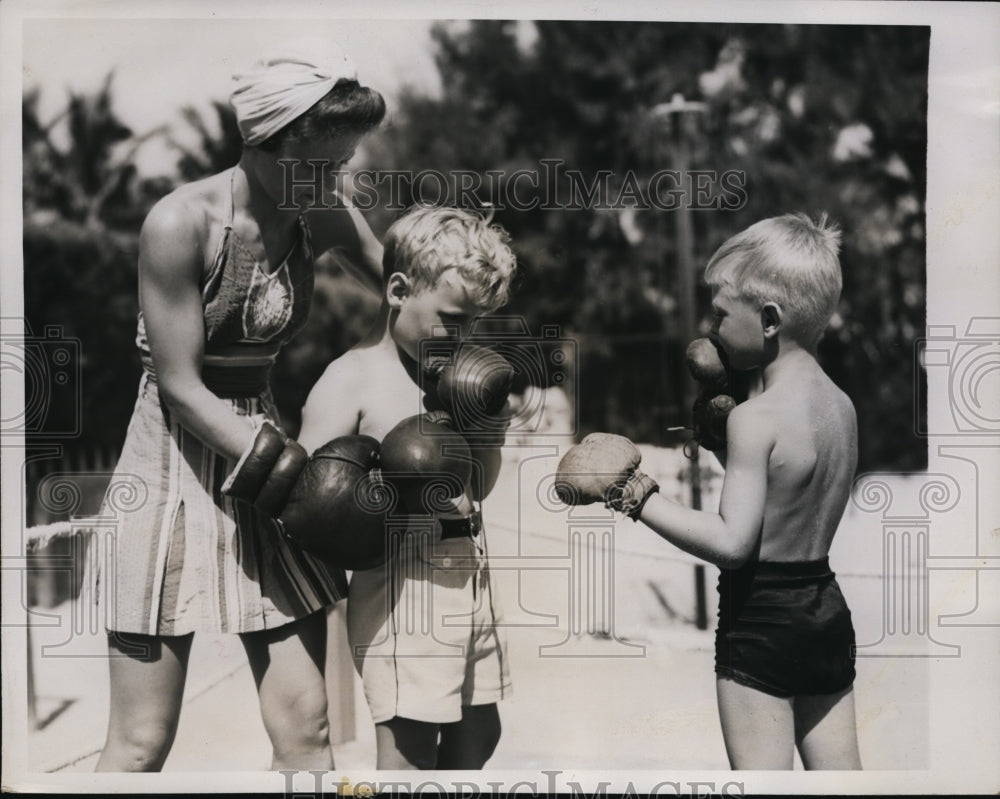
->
[651, 95, 709, 630]
[694, 563, 708, 630]
[674, 132, 702, 515]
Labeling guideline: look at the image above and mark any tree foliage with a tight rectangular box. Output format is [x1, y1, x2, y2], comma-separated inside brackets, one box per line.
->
[367, 21, 929, 471]
[22, 77, 157, 455]
[23, 22, 929, 473]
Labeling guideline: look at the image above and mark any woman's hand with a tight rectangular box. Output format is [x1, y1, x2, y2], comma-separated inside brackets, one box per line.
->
[307, 194, 384, 296]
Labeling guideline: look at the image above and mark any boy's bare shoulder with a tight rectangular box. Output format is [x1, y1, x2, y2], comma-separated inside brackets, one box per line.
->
[312, 346, 377, 394]
[730, 391, 782, 422]
[726, 394, 781, 447]
[748, 366, 857, 445]
[831, 378, 857, 414]
[811, 367, 857, 425]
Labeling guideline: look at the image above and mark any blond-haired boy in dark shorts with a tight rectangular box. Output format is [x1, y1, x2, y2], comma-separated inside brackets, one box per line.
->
[557, 213, 862, 770]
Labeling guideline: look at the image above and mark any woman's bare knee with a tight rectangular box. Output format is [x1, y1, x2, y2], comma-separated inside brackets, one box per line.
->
[242, 615, 333, 767]
[97, 632, 190, 772]
[101, 720, 178, 771]
[263, 684, 331, 757]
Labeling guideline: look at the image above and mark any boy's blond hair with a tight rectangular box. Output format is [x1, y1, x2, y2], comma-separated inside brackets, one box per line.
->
[382, 205, 517, 312]
[704, 213, 842, 345]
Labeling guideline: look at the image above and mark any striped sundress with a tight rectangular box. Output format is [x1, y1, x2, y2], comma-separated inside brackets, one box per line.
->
[96, 170, 348, 636]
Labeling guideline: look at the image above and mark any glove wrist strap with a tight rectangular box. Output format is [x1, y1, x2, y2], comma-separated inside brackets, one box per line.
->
[609, 470, 659, 520]
[221, 421, 284, 496]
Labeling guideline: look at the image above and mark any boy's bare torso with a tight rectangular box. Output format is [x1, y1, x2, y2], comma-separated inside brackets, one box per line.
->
[747, 358, 858, 562]
[325, 343, 475, 517]
[348, 344, 428, 440]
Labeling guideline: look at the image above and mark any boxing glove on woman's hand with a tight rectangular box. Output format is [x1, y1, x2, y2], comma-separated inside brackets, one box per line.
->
[221, 422, 309, 517]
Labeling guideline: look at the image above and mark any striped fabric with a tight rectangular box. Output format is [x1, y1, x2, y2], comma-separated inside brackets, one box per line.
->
[97, 168, 346, 635]
[97, 375, 347, 635]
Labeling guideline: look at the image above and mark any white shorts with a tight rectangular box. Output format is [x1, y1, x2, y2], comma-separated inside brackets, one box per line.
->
[346, 520, 512, 724]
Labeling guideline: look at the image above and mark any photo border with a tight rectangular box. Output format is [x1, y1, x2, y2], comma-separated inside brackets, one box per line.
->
[3, 0, 998, 794]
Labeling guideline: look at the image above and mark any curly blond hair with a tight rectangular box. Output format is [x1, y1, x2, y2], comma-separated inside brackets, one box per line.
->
[382, 205, 517, 312]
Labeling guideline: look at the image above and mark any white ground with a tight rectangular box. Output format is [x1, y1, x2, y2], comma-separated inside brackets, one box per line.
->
[25, 442, 928, 773]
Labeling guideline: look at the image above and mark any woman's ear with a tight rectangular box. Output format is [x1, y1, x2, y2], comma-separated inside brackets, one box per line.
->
[385, 273, 411, 308]
[761, 302, 782, 339]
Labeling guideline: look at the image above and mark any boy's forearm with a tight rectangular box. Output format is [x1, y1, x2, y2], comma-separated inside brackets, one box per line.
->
[636, 493, 747, 569]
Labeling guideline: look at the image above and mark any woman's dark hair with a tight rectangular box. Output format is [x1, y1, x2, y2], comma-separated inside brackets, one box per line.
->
[257, 79, 386, 152]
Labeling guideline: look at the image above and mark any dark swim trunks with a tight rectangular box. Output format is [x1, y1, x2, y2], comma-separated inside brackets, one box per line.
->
[714, 557, 856, 698]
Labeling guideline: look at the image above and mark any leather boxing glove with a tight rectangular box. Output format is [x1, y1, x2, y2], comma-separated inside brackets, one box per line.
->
[685, 337, 729, 393]
[554, 432, 659, 519]
[280, 435, 391, 571]
[423, 344, 514, 501]
[221, 422, 309, 517]
[424, 344, 515, 435]
[685, 337, 755, 402]
[690, 393, 736, 453]
[684, 337, 752, 452]
[380, 411, 473, 515]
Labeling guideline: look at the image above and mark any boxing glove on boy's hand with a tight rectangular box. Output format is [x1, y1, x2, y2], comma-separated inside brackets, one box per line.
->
[423, 344, 515, 435]
[221, 422, 310, 517]
[685, 337, 751, 452]
[690, 393, 736, 453]
[379, 411, 473, 514]
[280, 435, 390, 571]
[554, 432, 659, 519]
[685, 337, 730, 393]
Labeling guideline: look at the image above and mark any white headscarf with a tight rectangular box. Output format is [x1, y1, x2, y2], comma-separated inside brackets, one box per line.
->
[231, 37, 358, 147]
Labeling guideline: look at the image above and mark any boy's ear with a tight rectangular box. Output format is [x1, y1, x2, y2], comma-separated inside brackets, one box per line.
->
[761, 302, 782, 338]
[385, 273, 411, 308]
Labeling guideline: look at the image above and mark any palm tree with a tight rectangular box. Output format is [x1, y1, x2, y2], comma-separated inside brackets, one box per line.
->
[23, 72, 166, 230]
[170, 100, 243, 181]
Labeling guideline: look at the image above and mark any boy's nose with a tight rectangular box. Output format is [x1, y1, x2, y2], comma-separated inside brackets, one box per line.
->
[433, 324, 461, 340]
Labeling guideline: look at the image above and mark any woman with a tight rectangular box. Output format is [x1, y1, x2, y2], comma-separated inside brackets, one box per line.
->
[95, 38, 385, 771]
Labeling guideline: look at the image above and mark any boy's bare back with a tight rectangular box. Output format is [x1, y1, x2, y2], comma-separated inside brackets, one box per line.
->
[743, 354, 858, 562]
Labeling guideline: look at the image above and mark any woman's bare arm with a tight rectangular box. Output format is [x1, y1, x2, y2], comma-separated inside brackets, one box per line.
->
[307, 201, 384, 295]
[139, 198, 258, 460]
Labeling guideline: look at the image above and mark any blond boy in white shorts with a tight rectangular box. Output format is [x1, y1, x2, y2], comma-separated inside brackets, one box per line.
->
[298, 206, 516, 769]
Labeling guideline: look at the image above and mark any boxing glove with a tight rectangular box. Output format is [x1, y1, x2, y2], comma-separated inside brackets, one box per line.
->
[222, 422, 309, 517]
[554, 432, 659, 519]
[685, 337, 729, 393]
[684, 337, 753, 452]
[280, 435, 390, 571]
[380, 411, 473, 515]
[691, 393, 736, 453]
[424, 344, 515, 435]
